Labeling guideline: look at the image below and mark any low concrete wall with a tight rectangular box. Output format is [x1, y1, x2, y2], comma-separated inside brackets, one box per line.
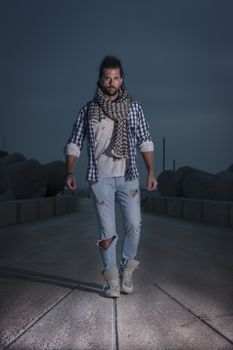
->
[16, 199, 38, 224]
[0, 201, 17, 228]
[183, 199, 204, 223]
[231, 203, 233, 229]
[142, 196, 167, 215]
[142, 195, 233, 229]
[54, 196, 67, 216]
[0, 195, 78, 228]
[38, 197, 54, 219]
[66, 195, 79, 213]
[167, 197, 184, 218]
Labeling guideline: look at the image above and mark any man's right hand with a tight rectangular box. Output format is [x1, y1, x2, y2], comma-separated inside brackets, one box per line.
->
[65, 174, 77, 191]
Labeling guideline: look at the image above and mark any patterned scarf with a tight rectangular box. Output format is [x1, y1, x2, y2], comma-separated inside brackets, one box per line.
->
[88, 87, 132, 159]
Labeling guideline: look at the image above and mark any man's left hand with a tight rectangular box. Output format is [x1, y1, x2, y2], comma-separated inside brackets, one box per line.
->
[147, 172, 158, 191]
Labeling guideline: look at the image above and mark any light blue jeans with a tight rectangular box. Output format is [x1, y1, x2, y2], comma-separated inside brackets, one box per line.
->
[90, 176, 141, 270]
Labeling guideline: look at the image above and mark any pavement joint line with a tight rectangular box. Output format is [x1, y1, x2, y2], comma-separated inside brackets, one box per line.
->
[113, 299, 120, 350]
[4, 289, 74, 349]
[153, 282, 233, 347]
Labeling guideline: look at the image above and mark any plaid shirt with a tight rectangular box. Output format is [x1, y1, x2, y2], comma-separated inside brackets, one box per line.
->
[65, 100, 153, 183]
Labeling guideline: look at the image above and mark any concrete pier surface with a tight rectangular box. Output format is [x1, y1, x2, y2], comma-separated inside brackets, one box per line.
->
[0, 197, 233, 350]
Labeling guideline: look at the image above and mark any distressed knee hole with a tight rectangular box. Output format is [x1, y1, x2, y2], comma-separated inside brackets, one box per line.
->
[98, 236, 115, 251]
[129, 188, 139, 198]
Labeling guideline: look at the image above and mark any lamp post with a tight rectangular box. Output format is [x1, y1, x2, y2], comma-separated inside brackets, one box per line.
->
[173, 159, 176, 172]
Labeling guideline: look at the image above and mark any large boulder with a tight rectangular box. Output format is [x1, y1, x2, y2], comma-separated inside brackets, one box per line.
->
[6, 159, 47, 199]
[4, 152, 26, 166]
[44, 160, 66, 197]
[182, 171, 219, 200]
[0, 150, 8, 158]
[214, 171, 233, 201]
[173, 166, 199, 196]
[157, 170, 177, 196]
[227, 164, 233, 173]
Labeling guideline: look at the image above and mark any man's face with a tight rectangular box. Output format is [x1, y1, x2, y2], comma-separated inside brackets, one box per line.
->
[99, 67, 123, 100]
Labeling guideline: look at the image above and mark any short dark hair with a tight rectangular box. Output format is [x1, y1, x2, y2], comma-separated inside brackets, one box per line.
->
[98, 55, 124, 81]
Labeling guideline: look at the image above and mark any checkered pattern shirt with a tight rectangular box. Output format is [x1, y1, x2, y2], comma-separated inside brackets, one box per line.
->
[65, 100, 154, 183]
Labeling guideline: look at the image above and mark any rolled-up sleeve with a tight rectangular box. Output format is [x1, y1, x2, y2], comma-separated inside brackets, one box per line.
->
[139, 140, 154, 153]
[136, 104, 154, 152]
[65, 142, 81, 157]
[64, 105, 88, 157]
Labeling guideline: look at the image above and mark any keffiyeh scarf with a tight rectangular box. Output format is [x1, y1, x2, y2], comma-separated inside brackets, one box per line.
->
[88, 87, 132, 159]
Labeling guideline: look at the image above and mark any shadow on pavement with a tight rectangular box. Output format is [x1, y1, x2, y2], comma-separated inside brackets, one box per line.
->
[0, 266, 104, 297]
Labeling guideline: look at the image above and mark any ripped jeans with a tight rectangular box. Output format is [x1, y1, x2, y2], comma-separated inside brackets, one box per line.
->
[90, 176, 141, 271]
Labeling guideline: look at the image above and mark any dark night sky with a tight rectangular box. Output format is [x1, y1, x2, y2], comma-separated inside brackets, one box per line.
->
[1, 0, 233, 188]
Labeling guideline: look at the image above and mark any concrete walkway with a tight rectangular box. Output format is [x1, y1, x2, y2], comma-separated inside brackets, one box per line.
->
[0, 197, 233, 350]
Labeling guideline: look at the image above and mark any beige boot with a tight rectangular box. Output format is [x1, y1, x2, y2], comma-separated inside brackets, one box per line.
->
[102, 267, 120, 298]
[121, 259, 139, 294]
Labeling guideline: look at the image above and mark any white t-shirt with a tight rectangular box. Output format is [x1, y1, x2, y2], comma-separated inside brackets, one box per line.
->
[92, 117, 126, 177]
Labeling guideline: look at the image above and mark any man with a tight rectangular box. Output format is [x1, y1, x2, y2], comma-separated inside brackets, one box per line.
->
[65, 56, 157, 298]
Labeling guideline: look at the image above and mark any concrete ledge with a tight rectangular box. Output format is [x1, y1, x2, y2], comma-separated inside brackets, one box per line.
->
[54, 197, 67, 216]
[203, 200, 230, 227]
[0, 201, 17, 228]
[141, 197, 153, 212]
[154, 196, 167, 215]
[183, 199, 204, 223]
[142, 196, 167, 215]
[167, 197, 184, 218]
[231, 203, 233, 229]
[66, 195, 78, 213]
[38, 198, 54, 219]
[53, 195, 78, 216]
[0, 195, 78, 228]
[142, 195, 232, 229]
[17, 199, 38, 224]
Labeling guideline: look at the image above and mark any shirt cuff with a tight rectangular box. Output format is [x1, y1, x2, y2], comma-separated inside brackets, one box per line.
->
[139, 140, 154, 153]
[65, 143, 81, 158]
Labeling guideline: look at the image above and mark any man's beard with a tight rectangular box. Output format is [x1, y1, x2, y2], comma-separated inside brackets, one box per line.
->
[101, 86, 120, 97]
